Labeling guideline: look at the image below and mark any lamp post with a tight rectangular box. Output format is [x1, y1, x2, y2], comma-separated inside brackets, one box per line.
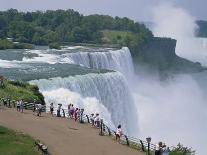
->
[146, 137, 151, 155]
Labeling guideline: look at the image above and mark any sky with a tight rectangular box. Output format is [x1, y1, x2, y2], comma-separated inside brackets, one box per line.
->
[0, 0, 207, 22]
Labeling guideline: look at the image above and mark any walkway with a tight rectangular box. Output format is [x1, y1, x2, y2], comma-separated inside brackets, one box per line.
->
[0, 108, 144, 155]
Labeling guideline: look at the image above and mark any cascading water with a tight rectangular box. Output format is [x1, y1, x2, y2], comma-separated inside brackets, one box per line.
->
[62, 47, 135, 77]
[30, 72, 138, 135]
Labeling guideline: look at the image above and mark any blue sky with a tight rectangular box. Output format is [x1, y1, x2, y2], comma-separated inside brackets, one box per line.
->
[1, 0, 206, 21]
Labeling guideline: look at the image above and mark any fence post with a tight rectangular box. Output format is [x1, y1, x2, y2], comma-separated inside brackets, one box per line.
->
[86, 115, 90, 123]
[140, 140, 145, 152]
[99, 119, 104, 136]
[125, 135, 129, 146]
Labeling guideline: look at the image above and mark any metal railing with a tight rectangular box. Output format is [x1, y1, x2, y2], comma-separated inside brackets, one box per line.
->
[0, 98, 161, 154]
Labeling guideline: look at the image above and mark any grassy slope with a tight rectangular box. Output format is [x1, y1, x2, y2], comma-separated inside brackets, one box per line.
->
[0, 80, 44, 104]
[102, 30, 136, 46]
[0, 126, 40, 155]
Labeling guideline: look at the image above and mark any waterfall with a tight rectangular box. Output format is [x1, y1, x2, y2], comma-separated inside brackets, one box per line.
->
[30, 72, 138, 135]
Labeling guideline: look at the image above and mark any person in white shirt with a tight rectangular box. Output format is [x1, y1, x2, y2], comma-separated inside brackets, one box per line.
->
[16, 100, 20, 111]
[94, 113, 100, 128]
[115, 124, 122, 143]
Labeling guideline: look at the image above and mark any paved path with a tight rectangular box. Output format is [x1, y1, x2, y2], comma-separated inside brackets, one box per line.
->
[0, 108, 144, 155]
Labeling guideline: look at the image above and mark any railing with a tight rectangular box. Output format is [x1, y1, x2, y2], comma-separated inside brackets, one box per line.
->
[0, 98, 160, 154]
[45, 105, 156, 154]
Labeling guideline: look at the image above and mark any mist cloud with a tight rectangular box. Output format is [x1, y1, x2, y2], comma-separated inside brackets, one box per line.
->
[152, 2, 207, 67]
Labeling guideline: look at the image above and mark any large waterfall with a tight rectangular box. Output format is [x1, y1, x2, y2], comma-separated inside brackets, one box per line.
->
[31, 72, 138, 135]
[25, 46, 138, 135]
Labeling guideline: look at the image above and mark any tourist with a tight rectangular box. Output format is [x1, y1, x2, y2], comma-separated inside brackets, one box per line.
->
[16, 100, 20, 111]
[78, 108, 84, 123]
[57, 104, 62, 117]
[70, 104, 75, 119]
[155, 142, 163, 155]
[94, 113, 100, 128]
[19, 99, 24, 113]
[115, 124, 122, 143]
[90, 113, 95, 127]
[74, 108, 79, 121]
[155, 143, 161, 155]
[50, 103, 54, 116]
[3, 99, 7, 106]
[162, 144, 170, 155]
[77, 109, 81, 121]
[37, 104, 42, 117]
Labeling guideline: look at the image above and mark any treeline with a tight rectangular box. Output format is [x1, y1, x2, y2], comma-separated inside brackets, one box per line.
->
[196, 20, 207, 37]
[0, 39, 34, 50]
[0, 9, 153, 46]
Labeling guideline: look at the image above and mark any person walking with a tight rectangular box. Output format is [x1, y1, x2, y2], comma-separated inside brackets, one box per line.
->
[16, 100, 20, 111]
[115, 125, 122, 143]
[19, 99, 24, 113]
[37, 104, 42, 117]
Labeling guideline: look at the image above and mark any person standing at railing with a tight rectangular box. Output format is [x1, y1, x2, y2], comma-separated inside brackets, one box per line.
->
[50, 103, 54, 116]
[68, 104, 71, 117]
[77, 109, 81, 121]
[57, 104, 62, 117]
[155, 142, 163, 155]
[90, 113, 95, 127]
[162, 144, 170, 155]
[70, 104, 75, 119]
[79, 108, 84, 123]
[94, 113, 100, 128]
[115, 125, 122, 143]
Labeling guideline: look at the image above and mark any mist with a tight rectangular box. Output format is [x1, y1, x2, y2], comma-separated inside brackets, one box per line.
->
[132, 71, 207, 155]
[130, 2, 207, 155]
[152, 2, 207, 67]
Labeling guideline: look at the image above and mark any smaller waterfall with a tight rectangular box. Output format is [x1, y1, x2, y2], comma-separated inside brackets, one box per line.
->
[63, 47, 134, 77]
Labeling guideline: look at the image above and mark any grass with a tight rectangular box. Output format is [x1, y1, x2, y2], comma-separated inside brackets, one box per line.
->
[0, 80, 44, 104]
[0, 126, 41, 155]
[102, 30, 137, 46]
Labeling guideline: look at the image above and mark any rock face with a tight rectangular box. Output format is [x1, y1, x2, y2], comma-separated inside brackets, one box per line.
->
[132, 37, 204, 74]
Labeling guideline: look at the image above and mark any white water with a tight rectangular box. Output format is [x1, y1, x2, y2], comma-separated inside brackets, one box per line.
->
[63, 47, 134, 77]
[30, 72, 138, 135]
